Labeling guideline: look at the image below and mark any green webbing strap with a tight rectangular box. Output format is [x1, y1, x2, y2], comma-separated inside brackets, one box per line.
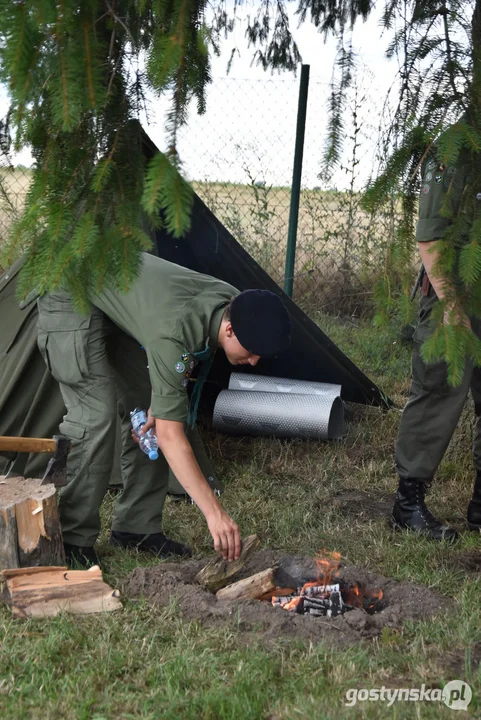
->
[187, 344, 216, 428]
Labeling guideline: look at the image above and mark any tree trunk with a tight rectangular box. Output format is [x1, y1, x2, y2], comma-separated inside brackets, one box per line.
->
[0, 476, 65, 569]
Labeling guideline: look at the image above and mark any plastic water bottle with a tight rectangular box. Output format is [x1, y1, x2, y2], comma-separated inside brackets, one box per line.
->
[130, 408, 159, 461]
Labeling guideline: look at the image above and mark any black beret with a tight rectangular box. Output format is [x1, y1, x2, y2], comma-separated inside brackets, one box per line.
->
[230, 289, 291, 357]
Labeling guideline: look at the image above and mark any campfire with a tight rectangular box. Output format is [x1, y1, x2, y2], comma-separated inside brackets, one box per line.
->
[269, 550, 384, 618]
[195, 537, 385, 619]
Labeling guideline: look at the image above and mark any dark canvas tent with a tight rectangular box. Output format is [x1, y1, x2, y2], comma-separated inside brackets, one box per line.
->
[0, 135, 389, 474]
[153, 195, 390, 413]
[0, 258, 65, 475]
[138, 131, 390, 412]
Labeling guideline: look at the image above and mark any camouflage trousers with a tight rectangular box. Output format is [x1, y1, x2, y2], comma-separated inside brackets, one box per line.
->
[37, 292, 219, 547]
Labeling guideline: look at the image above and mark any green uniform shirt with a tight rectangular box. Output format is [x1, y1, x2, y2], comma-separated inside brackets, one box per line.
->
[92, 254, 239, 422]
[416, 151, 468, 243]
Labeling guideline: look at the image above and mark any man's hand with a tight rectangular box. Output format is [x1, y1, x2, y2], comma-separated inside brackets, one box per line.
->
[131, 407, 155, 443]
[139, 407, 155, 434]
[154, 418, 242, 561]
[205, 507, 241, 561]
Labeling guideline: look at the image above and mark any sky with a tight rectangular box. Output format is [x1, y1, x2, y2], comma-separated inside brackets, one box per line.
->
[5, 2, 400, 189]
[144, 1, 400, 189]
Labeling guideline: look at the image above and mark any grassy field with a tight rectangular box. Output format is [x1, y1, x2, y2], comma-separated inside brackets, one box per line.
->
[0, 170, 403, 315]
[1, 316, 480, 719]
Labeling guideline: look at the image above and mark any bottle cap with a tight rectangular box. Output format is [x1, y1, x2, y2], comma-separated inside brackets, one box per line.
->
[148, 450, 159, 461]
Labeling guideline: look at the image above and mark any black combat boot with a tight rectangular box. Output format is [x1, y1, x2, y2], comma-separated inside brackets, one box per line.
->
[64, 543, 101, 568]
[391, 478, 458, 542]
[467, 472, 481, 531]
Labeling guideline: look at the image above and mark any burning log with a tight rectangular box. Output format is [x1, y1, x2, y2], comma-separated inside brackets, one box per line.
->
[269, 550, 384, 619]
[301, 584, 338, 597]
[272, 594, 299, 606]
[216, 567, 276, 601]
[195, 535, 260, 592]
[259, 587, 295, 601]
[303, 597, 332, 610]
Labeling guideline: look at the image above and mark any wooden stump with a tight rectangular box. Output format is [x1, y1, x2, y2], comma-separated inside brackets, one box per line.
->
[0, 476, 65, 570]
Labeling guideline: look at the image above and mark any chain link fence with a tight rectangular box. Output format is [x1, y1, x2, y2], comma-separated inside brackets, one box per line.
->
[168, 74, 407, 316]
[0, 73, 409, 316]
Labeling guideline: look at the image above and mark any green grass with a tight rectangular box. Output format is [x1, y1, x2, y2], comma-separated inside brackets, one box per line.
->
[1, 315, 481, 719]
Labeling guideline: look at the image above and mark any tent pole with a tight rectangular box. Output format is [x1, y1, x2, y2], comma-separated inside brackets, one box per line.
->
[284, 64, 310, 297]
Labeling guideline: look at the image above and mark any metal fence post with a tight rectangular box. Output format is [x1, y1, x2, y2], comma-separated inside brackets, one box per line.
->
[283, 64, 310, 297]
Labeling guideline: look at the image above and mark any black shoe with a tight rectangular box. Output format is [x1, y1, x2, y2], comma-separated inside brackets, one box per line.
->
[110, 531, 192, 558]
[390, 478, 458, 542]
[467, 471, 481, 531]
[64, 543, 101, 568]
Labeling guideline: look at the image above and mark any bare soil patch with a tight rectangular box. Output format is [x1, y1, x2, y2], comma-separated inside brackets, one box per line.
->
[330, 489, 394, 520]
[444, 550, 481, 574]
[125, 549, 452, 648]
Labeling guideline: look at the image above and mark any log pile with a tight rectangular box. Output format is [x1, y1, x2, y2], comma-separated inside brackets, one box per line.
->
[0, 476, 122, 618]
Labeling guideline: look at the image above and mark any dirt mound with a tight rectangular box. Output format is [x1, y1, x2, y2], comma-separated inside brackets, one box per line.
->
[124, 549, 452, 647]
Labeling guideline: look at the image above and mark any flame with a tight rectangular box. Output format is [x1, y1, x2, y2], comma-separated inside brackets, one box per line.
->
[282, 596, 303, 612]
[344, 583, 383, 609]
[300, 581, 318, 591]
[298, 581, 325, 595]
[270, 549, 383, 615]
[315, 549, 341, 587]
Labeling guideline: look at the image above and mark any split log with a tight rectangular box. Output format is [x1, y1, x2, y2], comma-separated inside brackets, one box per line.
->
[195, 534, 260, 592]
[216, 567, 277, 601]
[0, 476, 65, 570]
[3, 565, 122, 618]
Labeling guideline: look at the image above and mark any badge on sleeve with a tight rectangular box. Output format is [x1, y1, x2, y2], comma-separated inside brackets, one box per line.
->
[181, 352, 190, 362]
[175, 362, 185, 373]
[425, 172, 433, 182]
[427, 159, 436, 171]
[422, 184, 430, 194]
[435, 174, 443, 183]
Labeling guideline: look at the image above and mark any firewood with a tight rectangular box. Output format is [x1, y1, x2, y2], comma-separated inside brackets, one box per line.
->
[258, 587, 296, 602]
[5, 565, 122, 618]
[216, 567, 277, 601]
[195, 534, 260, 592]
[0, 476, 65, 569]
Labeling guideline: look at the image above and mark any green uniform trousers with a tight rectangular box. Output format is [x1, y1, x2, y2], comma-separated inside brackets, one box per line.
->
[37, 293, 218, 547]
[395, 284, 481, 482]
